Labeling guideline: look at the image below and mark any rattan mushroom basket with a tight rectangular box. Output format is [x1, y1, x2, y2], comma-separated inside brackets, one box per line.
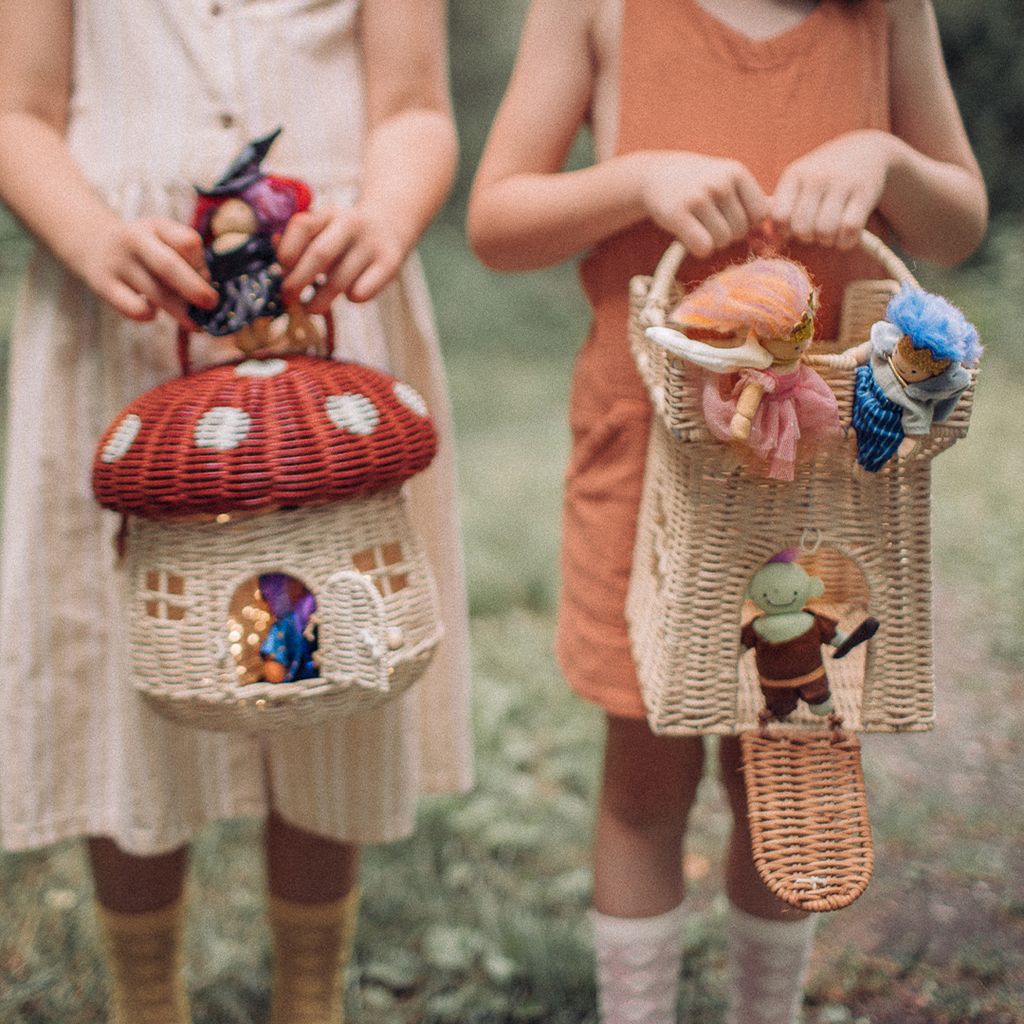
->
[626, 231, 978, 911]
[92, 354, 444, 733]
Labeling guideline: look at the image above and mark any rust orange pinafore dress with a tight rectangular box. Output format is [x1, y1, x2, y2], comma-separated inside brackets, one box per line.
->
[556, 0, 892, 719]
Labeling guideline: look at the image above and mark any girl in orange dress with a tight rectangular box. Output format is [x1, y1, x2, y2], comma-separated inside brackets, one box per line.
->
[469, 1, 985, 1021]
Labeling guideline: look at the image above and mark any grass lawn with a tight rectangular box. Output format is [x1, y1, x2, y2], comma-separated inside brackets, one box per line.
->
[0, 211, 1022, 1022]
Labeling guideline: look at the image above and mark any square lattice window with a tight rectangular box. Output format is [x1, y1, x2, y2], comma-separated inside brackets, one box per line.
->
[352, 542, 410, 596]
[144, 570, 187, 620]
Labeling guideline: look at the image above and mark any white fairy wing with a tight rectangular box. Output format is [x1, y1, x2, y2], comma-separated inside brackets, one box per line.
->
[645, 326, 773, 373]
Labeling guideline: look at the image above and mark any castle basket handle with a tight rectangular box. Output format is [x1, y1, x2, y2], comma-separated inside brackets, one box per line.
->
[640, 230, 921, 329]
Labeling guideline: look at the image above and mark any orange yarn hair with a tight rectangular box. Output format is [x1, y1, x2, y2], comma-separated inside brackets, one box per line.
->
[670, 258, 817, 340]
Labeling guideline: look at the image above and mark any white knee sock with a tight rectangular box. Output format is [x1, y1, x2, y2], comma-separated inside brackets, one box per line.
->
[591, 903, 686, 1024]
[726, 904, 817, 1024]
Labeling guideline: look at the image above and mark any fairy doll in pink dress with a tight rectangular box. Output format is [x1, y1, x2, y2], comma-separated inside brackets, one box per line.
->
[647, 257, 842, 481]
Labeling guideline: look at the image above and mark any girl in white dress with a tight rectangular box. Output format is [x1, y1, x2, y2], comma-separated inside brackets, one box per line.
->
[0, 1, 471, 1021]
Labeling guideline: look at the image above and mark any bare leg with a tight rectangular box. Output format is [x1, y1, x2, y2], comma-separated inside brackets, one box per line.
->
[88, 837, 189, 912]
[593, 714, 706, 917]
[87, 838, 191, 1024]
[265, 809, 359, 903]
[590, 715, 705, 1024]
[265, 812, 361, 1024]
[718, 737, 808, 921]
[719, 737, 815, 1024]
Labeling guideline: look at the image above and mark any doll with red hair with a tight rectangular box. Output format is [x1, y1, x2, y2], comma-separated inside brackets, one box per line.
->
[649, 257, 843, 480]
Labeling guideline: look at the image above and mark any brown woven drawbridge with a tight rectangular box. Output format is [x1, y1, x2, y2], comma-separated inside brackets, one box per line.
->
[627, 232, 975, 910]
[740, 734, 873, 912]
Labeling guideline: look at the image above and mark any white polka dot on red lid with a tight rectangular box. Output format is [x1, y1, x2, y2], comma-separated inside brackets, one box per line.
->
[101, 413, 142, 463]
[393, 382, 428, 417]
[195, 406, 251, 450]
[325, 393, 379, 435]
[235, 358, 287, 378]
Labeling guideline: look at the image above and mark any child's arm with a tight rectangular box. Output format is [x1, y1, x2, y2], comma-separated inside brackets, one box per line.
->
[0, 0, 217, 327]
[771, 0, 987, 264]
[467, 0, 769, 271]
[278, 0, 457, 309]
[730, 378, 766, 442]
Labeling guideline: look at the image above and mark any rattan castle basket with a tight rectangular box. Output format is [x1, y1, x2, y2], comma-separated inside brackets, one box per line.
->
[626, 231, 977, 910]
[92, 354, 444, 732]
[627, 231, 974, 738]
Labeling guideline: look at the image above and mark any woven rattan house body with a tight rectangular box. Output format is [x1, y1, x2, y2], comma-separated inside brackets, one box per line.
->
[626, 238, 974, 739]
[92, 355, 443, 732]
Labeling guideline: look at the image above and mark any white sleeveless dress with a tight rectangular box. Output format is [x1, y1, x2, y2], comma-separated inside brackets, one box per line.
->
[0, 0, 472, 854]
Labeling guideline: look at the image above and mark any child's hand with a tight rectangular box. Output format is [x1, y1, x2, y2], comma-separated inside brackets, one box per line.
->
[770, 130, 894, 250]
[84, 216, 217, 329]
[638, 152, 769, 258]
[277, 204, 405, 312]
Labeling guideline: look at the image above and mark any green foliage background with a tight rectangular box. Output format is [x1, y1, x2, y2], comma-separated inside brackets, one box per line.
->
[934, 0, 1024, 222]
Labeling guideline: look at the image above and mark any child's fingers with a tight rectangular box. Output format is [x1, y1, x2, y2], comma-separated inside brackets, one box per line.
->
[148, 283, 205, 329]
[110, 264, 200, 329]
[686, 205, 735, 258]
[677, 187, 760, 258]
[711, 189, 757, 244]
[150, 219, 211, 280]
[643, 153, 766, 255]
[132, 221, 217, 309]
[771, 132, 889, 249]
[735, 173, 771, 225]
[769, 169, 799, 225]
[280, 206, 406, 307]
[673, 220, 717, 260]
[834, 190, 875, 249]
[301, 244, 376, 313]
[781, 182, 824, 243]
[346, 251, 404, 304]
[278, 209, 359, 302]
[770, 169, 827, 239]
[810, 188, 849, 246]
[275, 209, 325, 273]
[812, 191, 871, 250]
[100, 279, 159, 322]
[772, 183, 872, 250]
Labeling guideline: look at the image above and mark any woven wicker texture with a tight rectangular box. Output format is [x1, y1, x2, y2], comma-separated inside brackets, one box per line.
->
[740, 733, 873, 912]
[92, 355, 437, 518]
[626, 232, 973, 736]
[126, 496, 442, 732]
[632, 233, 973, 448]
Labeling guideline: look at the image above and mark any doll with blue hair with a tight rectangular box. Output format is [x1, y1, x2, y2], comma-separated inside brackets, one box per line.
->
[851, 284, 981, 472]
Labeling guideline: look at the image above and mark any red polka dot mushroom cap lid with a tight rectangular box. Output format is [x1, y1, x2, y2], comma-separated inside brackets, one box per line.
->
[92, 356, 437, 519]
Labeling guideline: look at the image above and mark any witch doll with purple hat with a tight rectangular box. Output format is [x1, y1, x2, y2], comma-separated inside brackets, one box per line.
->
[188, 127, 313, 349]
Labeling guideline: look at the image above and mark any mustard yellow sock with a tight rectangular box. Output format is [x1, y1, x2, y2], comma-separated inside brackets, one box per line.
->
[269, 887, 360, 1024]
[94, 899, 190, 1024]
